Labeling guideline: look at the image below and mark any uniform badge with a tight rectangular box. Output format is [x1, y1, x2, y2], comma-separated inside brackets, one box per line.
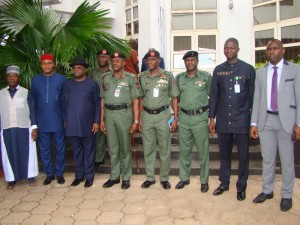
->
[103, 50, 107, 54]
[114, 52, 119, 57]
[150, 51, 155, 56]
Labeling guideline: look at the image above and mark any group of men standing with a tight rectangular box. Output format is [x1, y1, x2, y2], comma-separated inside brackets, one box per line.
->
[0, 38, 299, 212]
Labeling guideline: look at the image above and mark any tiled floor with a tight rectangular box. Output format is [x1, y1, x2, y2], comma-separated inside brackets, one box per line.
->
[0, 173, 299, 225]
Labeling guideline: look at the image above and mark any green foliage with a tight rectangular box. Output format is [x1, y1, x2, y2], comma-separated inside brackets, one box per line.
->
[0, 0, 130, 88]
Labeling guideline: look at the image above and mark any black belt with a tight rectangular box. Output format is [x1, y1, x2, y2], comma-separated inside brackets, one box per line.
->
[144, 105, 169, 114]
[104, 104, 129, 110]
[181, 106, 208, 115]
[267, 110, 279, 115]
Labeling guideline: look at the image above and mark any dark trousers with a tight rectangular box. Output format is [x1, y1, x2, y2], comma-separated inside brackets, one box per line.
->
[218, 133, 249, 192]
[71, 136, 96, 181]
[38, 131, 65, 177]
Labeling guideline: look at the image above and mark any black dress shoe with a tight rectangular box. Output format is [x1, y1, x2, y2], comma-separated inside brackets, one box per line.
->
[253, 192, 274, 203]
[71, 178, 84, 187]
[84, 180, 93, 188]
[213, 186, 229, 195]
[95, 161, 105, 166]
[57, 176, 65, 184]
[103, 179, 120, 188]
[121, 180, 130, 189]
[141, 180, 155, 188]
[43, 176, 55, 185]
[161, 181, 171, 190]
[237, 191, 246, 201]
[280, 198, 292, 211]
[201, 183, 209, 193]
[175, 180, 190, 189]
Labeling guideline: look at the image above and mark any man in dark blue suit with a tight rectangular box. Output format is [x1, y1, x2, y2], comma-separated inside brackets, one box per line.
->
[62, 57, 100, 188]
[209, 38, 256, 201]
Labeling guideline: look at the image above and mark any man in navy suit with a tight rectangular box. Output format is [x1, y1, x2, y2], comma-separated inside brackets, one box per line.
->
[251, 39, 300, 211]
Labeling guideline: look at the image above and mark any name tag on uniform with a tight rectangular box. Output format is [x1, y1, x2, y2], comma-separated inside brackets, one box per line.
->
[114, 86, 121, 97]
[153, 87, 159, 97]
[234, 84, 240, 93]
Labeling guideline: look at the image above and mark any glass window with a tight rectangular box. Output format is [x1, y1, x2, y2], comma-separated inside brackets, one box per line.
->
[255, 29, 274, 47]
[126, 0, 131, 6]
[133, 6, 138, 20]
[196, 13, 217, 29]
[134, 21, 139, 34]
[195, 0, 217, 10]
[172, 14, 193, 30]
[126, 23, 132, 36]
[284, 46, 300, 63]
[255, 49, 268, 65]
[198, 53, 216, 69]
[174, 36, 191, 51]
[281, 25, 300, 44]
[126, 9, 131, 22]
[173, 54, 186, 69]
[198, 35, 216, 50]
[280, 0, 300, 20]
[253, 3, 276, 25]
[171, 0, 193, 11]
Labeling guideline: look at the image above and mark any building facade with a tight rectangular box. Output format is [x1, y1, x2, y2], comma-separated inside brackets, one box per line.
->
[1, 0, 299, 73]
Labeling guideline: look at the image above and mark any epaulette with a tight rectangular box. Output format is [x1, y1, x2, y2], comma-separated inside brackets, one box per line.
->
[139, 71, 148, 77]
[162, 70, 173, 76]
[199, 70, 211, 77]
[102, 71, 112, 78]
[175, 72, 185, 79]
[124, 71, 136, 79]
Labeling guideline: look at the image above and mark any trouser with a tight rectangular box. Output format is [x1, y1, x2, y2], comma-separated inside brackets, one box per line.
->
[70, 136, 96, 181]
[38, 131, 65, 177]
[178, 112, 209, 184]
[259, 114, 295, 198]
[218, 132, 249, 192]
[105, 108, 132, 181]
[95, 131, 106, 163]
[141, 109, 171, 182]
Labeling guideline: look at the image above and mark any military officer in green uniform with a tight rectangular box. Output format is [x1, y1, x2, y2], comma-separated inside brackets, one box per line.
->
[175, 51, 212, 192]
[100, 52, 140, 190]
[139, 50, 179, 190]
[90, 49, 111, 166]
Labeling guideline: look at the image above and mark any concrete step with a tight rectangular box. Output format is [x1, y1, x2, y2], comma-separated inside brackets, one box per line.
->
[41, 135, 275, 176]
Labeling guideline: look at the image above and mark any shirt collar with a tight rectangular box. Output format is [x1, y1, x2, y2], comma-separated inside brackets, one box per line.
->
[6, 85, 20, 90]
[268, 58, 284, 70]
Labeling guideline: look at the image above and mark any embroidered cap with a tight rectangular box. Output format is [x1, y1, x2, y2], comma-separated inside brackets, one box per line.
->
[6, 65, 20, 75]
[41, 54, 55, 62]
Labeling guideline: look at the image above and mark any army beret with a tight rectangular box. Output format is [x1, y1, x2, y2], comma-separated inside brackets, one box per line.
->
[111, 52, 126, 59]
[182, 51, 198, 60]
[144, 50, 160, 59]
[97, 49, 111, 56]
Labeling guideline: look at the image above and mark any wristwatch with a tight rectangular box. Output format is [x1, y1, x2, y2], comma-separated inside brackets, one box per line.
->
[134, 120, 139, 124]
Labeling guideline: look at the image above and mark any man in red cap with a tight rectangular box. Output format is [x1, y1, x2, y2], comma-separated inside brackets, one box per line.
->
[31, 54, 67, 185]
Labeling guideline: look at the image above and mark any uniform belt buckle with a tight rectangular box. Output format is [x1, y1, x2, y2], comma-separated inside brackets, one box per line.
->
[192, 110, 197, 115]
[153, 110, 157, 114]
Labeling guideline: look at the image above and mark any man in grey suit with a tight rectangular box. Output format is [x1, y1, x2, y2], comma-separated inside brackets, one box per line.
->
[251, 39, 300, 211]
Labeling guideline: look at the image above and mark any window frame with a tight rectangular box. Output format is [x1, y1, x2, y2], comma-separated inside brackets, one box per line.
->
[125, 0, 139, 38]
